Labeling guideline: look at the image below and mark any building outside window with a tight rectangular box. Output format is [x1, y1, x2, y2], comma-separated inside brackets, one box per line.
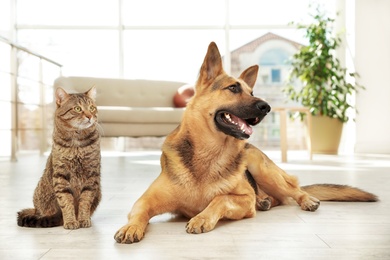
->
[271, 69, 281, 83]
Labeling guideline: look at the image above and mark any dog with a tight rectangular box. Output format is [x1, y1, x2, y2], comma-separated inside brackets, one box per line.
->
[114, 42, 378, 244]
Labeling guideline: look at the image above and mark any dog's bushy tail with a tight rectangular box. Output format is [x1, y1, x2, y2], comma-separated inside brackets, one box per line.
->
[301, 184, 378, 202]
[17, 208, 63, 228]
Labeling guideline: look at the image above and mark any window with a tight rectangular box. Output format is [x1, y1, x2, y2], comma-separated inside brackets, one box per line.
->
[16, 0, 118, 26]
[4, 0, 339, 153]
[14, 0, 337, 83]
[0, 0, 11, 38]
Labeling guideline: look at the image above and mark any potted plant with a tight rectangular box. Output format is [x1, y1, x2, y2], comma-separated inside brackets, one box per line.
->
[283, 7, 364, 154]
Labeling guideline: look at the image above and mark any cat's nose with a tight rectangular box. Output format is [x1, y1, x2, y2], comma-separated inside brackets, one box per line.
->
[85, 113, 93, 120]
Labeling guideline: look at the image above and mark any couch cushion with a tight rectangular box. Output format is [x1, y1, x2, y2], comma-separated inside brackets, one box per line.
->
[54, 77, 187, 107]
[99, 123, 179, 137]
[98, 106, 184, 124]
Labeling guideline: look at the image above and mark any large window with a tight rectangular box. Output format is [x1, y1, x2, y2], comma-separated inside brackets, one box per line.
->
[14, 0, 337, 83]
[4, 0, 344, 153]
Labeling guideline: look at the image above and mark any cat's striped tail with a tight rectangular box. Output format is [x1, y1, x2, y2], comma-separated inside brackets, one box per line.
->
[17, 208, 63, 228]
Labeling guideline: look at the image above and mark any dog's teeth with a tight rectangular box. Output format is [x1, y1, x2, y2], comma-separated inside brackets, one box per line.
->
[240, 124, 247, 133]
[225, 113, 235, 124]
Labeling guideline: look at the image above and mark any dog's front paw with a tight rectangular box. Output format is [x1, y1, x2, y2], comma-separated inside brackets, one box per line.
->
[64, 220, 79, 230]
[186, 216, 216, 234]
[114, 224, 145, 244]
[300, 196, 320, 212]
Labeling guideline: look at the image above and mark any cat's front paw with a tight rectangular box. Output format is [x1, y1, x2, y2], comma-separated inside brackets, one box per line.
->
[79, 218, 92, 228]
[64, 220, 80, 229]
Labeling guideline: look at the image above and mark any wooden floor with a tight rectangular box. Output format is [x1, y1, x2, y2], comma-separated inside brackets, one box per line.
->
[1, 150, 389, 260]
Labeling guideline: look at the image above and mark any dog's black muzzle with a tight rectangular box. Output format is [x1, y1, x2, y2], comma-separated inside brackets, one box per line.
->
[215, 100, 271, 140]
[256, 100, 271, 115]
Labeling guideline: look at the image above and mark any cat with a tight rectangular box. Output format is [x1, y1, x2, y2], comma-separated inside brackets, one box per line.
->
[17, 87, 101, 229]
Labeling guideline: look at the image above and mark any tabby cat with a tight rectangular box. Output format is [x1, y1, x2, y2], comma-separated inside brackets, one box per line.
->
[17, 87, 101, 229]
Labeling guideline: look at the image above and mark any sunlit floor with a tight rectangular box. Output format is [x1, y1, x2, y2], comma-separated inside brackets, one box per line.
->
[1, 150, 390, 260]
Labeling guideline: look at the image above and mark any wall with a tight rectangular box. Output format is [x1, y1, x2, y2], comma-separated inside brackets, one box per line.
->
[355, 0, 390, 154]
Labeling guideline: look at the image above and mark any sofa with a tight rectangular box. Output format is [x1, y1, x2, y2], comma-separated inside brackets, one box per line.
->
[54, 76, 188, 137]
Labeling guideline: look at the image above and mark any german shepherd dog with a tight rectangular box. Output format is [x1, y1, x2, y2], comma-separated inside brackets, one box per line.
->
[114, 42, 377, 244]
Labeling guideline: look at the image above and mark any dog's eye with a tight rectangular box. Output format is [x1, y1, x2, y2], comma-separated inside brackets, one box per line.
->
[227, 84, 241, 94]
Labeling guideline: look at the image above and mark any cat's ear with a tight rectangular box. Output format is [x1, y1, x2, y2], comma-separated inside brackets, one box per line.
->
[86, 86, 96, 101]
[55, 87, 69, 107]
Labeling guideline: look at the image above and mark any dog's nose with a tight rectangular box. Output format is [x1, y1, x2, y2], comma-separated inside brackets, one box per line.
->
[256, 101, 271, 114]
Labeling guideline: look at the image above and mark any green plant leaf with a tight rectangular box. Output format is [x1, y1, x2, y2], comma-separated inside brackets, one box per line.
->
[283, 5, 365, 122]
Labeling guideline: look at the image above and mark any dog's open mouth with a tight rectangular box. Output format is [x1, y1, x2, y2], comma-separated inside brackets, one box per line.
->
[215, 111, 262, 139]
[222, 112, 260, 135]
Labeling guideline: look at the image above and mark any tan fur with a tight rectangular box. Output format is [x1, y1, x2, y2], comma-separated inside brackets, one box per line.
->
[17, 87, 101, 229]
[114, 42, 377, 244]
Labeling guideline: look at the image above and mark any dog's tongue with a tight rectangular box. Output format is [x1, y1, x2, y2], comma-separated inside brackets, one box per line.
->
[229, 114, 253, 135]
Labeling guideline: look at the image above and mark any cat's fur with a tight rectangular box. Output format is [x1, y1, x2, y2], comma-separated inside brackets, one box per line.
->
[17, 87, 101, 229]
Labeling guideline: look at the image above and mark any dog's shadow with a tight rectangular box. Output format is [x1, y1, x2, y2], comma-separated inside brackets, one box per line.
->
[150, 213, 242, 231]
[149, 213, 188, 224]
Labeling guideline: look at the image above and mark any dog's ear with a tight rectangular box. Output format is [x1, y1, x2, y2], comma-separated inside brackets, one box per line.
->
[239, 65, 259, 90]
[198, 42, 224, 86]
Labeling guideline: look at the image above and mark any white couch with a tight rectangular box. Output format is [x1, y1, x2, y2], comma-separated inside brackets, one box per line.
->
[54, 76, 187, 137]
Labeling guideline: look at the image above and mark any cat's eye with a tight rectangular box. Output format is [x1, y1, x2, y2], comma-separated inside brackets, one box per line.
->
[74, 106, 82, 113]
[89, 105, 96, 112]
